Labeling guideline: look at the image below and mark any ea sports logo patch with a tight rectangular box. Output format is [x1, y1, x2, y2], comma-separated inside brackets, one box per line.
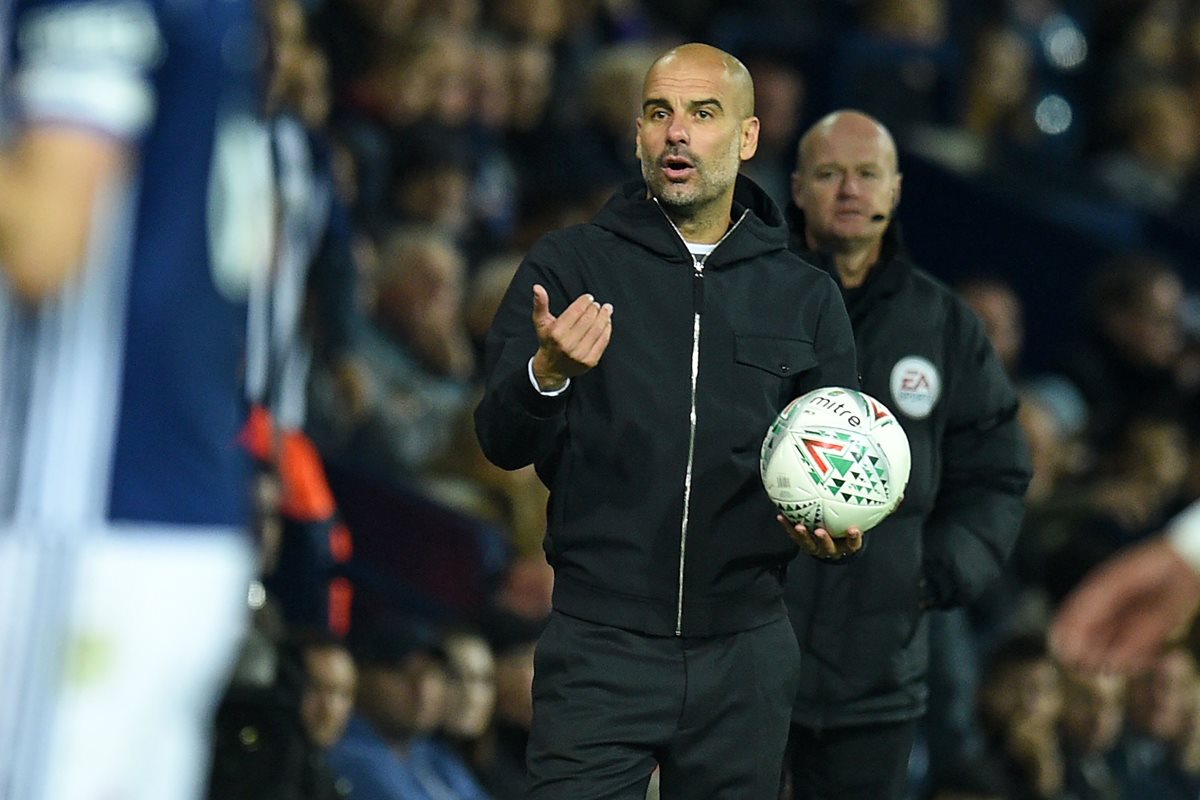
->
[890, 356, 940, 419]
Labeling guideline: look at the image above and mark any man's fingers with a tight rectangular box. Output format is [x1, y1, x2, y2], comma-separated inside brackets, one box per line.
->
[532, 284, 554, 328]
[812, 527, 839, 555]
[778, 516, 817, 552]
[558, 294, 603, 334]
[553, 296, 610, 357]
[578, 304, 613, 365]
[844, 528, 863, 553]
[533, 290, 614, 379]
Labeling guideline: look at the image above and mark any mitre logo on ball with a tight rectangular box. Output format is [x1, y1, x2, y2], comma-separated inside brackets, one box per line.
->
[760, 386, 912, 537]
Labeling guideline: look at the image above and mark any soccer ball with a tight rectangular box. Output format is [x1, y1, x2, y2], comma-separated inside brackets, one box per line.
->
[760, 386, 911, 537]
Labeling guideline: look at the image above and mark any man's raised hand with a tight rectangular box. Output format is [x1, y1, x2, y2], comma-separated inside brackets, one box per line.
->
[531, 283, 613, 391]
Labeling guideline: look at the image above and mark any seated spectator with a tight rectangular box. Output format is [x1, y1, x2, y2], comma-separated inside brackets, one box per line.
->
[827, 0, 961, 144]
[476, 608, 546, 799]
[976, 633, 1066, 799]
[1056, 253, 1189, 450]
[387, 124, 478, 247]
[565, 42, 657, 199]
[437, 624, 499, 790]
[328, 615, 464, 798]
[306, 226, 475, 485]
[1059, 670, 1126, 800]
[1043, 412, 1190, 604]
[996, 383, 1090, 634]
[1113, 645, 1200, 800]
[906, 22, 1037, 178]
[1091, 82, 1200, 216]
[957, 273, 1025, 379]
[295, 631, 358, 751]
[207, 606, 344, 800]
[738, 52, 807, 212]
[289, 630, 359, 799]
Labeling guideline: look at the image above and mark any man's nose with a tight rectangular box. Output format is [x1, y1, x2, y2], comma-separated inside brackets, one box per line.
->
[666, 116, 689, 144]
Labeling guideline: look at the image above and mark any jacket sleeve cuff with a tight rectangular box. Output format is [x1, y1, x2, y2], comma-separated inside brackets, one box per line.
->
[504, 360, 568, 419]
[527, 356, 570, 397]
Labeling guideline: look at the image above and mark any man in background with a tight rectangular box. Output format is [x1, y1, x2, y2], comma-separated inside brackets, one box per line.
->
[782, 109, 1031, 799]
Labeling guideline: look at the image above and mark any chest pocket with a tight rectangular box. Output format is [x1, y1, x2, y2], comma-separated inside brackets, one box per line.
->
[729, 335, 817, 452]
[734, 335, 817, 378]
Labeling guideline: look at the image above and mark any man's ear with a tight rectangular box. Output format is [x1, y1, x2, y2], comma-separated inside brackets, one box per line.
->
[891, 172, 903, 211]
[790, 170, 805, 209]
[739, 116, 760, 161]
[634, 117, 643, 161]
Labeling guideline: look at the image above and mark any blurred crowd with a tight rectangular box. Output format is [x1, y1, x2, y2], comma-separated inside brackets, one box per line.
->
[213, 0, 1200, 798]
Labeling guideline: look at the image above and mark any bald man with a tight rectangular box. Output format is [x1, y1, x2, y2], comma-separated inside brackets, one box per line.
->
[475, 45, 860, 797]
[781, 111, 1031, 799]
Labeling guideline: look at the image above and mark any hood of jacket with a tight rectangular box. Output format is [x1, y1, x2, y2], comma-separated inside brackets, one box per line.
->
[592, 174, 792, 267]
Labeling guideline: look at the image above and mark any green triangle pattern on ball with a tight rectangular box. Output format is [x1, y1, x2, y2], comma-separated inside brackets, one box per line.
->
[801, 429, 892, 505]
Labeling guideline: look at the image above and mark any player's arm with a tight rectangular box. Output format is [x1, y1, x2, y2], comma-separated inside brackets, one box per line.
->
[0, 127, 129, 301]
[0, 0, 159, 302]
[1051, 500, 1200, 673]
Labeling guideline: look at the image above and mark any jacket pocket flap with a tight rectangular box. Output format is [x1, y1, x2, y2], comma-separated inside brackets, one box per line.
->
[735, 335, 817, 378]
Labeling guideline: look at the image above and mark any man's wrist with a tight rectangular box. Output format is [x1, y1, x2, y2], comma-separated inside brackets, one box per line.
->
[528, 357, 570, 396]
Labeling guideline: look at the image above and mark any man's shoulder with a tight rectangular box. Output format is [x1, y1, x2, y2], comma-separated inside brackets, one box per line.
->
[530, 221, 614, 253]
[771, 247, 839, 292]
[893, 261, 982, 325]
[895, 258, 951, 297]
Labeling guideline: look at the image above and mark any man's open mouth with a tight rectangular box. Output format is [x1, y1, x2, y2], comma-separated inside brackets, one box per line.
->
[661, 155, 696, 181]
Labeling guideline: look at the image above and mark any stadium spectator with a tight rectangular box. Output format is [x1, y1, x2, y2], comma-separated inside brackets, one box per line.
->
[1059, 669, 1126, 800]
[976, 633, 1066, 800]
[1113, 644, 1200, 799]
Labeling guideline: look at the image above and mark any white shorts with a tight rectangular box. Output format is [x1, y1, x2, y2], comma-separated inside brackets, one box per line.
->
[0, 527, 255, 800]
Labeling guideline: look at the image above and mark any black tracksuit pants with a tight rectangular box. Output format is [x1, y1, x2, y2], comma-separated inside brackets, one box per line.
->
[525, 610, 801, 799]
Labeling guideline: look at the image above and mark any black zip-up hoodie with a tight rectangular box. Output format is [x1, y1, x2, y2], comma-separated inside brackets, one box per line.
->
[476, 176, 859, 637]
[784, 205, 1032, 728]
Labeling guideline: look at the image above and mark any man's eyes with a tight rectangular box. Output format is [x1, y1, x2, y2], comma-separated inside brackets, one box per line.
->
[814, 169, 880, 180]
[647, 107, 717, 120]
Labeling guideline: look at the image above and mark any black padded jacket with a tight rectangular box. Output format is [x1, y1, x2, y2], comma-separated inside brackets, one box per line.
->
[784, 210, 1032, 728]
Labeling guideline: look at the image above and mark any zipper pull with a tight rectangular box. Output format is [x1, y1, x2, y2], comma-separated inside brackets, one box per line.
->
[692, 260, 704, 311]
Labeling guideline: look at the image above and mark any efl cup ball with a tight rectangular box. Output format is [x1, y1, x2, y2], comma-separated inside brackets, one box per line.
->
[760, 386, 911, 537]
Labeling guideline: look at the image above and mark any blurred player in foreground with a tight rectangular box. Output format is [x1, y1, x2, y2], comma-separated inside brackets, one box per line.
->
[1051, 500, 1200, 674]
[0, 1, 273, 798]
